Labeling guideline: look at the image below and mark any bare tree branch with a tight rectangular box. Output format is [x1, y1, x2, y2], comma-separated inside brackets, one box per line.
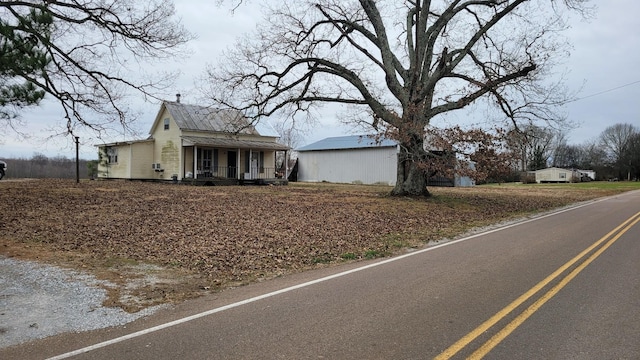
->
[209, 0, 587, 195]
[1, 0, 193, 137]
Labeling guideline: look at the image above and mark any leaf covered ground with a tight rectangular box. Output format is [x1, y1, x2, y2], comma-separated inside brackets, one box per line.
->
[0, 179, 628, 311]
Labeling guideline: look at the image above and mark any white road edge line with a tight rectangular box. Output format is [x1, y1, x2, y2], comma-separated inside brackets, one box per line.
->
[47, 194, 621, 360]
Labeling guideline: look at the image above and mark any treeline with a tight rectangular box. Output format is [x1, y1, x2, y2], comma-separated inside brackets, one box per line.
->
[1, 153, 98, 179]
[486, 122, 640, 183]
[545, 123, 640, 181]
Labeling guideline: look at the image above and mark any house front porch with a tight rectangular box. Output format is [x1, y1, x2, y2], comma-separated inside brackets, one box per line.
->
[181, 136, 290, 185]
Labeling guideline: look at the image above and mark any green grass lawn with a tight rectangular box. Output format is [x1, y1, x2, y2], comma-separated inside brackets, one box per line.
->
[482, 181, 640, 192]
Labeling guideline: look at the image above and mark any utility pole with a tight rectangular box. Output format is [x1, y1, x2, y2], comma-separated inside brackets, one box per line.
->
[75, 136, 80, 184]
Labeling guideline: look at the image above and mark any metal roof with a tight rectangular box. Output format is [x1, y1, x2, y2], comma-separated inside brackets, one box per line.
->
[164, 101, 279, 137]
[182, 136, 290, 151]
[297, 135, 398, 152]
[95, 138, 155, 147]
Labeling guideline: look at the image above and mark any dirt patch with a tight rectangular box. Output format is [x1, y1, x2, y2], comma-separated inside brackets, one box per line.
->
[0, 179, 621, 312]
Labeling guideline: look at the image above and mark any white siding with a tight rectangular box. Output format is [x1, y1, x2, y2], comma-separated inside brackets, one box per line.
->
[98, 145, 129, 179]
[129, 142, 155, 179]
[298, 147, 398, 185]
[98, 142, 155, 179]
[151, 109, 182, 180]
[535, 167, 576, 183]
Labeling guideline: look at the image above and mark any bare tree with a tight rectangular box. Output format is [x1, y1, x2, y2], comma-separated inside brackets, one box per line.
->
[576, 139, 606, 176]
[553, 143, 581, 169]
[507, 124, 559, 171]
[272, 120, 304, 150]
[207, 0, 586, 196]
[550, 130, 581, 168]
[622, 132, 640, 181]
[1, 1, 193, 137]
[271, 119, 304, 175]
[600, 123, 638, 179]
[600, 123, 637, 163]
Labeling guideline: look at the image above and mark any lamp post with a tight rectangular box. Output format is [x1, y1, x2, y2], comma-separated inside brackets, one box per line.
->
[75, 136, 80, 184]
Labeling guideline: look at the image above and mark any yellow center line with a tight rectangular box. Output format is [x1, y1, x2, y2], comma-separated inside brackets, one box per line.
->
[469, 213, 640, 359]
[435, 211, 640, 360]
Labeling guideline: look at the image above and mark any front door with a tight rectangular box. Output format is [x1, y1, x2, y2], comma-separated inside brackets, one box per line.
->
[227, 151, 237, 179]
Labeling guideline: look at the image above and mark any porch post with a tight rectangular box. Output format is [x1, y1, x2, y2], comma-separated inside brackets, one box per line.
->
[194, 145, 198, 179]
[236, 148, 241, 179]
[249, 149, 253, 180]
[284, 150, 288, 179]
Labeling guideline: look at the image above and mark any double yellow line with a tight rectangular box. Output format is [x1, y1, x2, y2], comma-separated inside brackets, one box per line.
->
[436, 211, 640, 360]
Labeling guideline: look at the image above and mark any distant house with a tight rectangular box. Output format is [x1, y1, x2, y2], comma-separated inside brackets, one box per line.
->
[96, 97, 290, 182]
[295, 135, 474, 186]
[534, 167, 580, 183]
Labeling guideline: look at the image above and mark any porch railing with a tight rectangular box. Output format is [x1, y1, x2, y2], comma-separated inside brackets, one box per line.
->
[195, 166, 281, 180]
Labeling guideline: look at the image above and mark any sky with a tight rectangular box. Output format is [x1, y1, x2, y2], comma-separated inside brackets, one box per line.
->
[1, 0, 639, 160]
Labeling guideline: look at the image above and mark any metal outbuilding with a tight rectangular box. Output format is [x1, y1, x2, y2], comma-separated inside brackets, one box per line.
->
[296, 135, 476, 187]
[296, 135, 399, 185]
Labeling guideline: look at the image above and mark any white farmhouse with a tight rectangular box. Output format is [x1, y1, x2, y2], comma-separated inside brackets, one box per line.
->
[95, 98, 289, 184]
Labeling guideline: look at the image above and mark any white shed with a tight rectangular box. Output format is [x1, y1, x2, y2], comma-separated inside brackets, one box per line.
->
[296, 135, 475, 187]
[296, 135, 398, 185]
[534, 167, 579, 183]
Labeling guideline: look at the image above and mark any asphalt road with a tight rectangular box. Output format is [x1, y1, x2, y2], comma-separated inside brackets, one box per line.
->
[4, 190, 639, 360]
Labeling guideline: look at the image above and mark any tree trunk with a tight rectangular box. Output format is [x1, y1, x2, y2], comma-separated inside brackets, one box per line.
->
[391, 147, 430, 197]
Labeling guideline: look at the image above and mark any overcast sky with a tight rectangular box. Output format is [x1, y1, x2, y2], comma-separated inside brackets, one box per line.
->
[1, 0, 639, 160]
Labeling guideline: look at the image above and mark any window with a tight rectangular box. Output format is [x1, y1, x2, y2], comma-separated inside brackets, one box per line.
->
[259, 151, 265, 173]
[199, 148, 212, 171]
[163, 118, 170, 130]
[559, 172, 566, 179]
[106, 147, 118, 164]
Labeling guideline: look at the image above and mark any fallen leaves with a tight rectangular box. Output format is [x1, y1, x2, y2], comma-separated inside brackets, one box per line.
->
[0, 179, 613, 309]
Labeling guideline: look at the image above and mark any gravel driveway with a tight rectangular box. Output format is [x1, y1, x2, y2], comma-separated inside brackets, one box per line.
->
[0, 256, 161, 349]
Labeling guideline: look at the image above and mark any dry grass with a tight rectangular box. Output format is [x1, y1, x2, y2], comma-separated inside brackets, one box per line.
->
[0, 179, 628, 311]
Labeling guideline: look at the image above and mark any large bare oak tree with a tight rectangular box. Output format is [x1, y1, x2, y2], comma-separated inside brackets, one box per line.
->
[1, 0, 192, 137]
[208, 0, 587, 196]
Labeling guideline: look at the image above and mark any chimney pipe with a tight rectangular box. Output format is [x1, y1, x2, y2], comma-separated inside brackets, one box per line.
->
[176, 93, 181, 103]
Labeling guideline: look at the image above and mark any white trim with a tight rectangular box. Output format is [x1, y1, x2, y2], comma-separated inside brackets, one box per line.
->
[193, 145, 198, 179]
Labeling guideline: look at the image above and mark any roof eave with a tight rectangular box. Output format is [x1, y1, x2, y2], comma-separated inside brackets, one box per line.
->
[95, 138, 155, 148]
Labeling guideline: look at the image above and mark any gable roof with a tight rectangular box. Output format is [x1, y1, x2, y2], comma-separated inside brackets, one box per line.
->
[152, 101, 279, 137]
[297, 135, 398, 152]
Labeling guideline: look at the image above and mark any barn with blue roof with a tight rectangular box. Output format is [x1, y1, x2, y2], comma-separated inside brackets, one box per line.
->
[295, 134, 475, 187]
[296, 135, 399, 185]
